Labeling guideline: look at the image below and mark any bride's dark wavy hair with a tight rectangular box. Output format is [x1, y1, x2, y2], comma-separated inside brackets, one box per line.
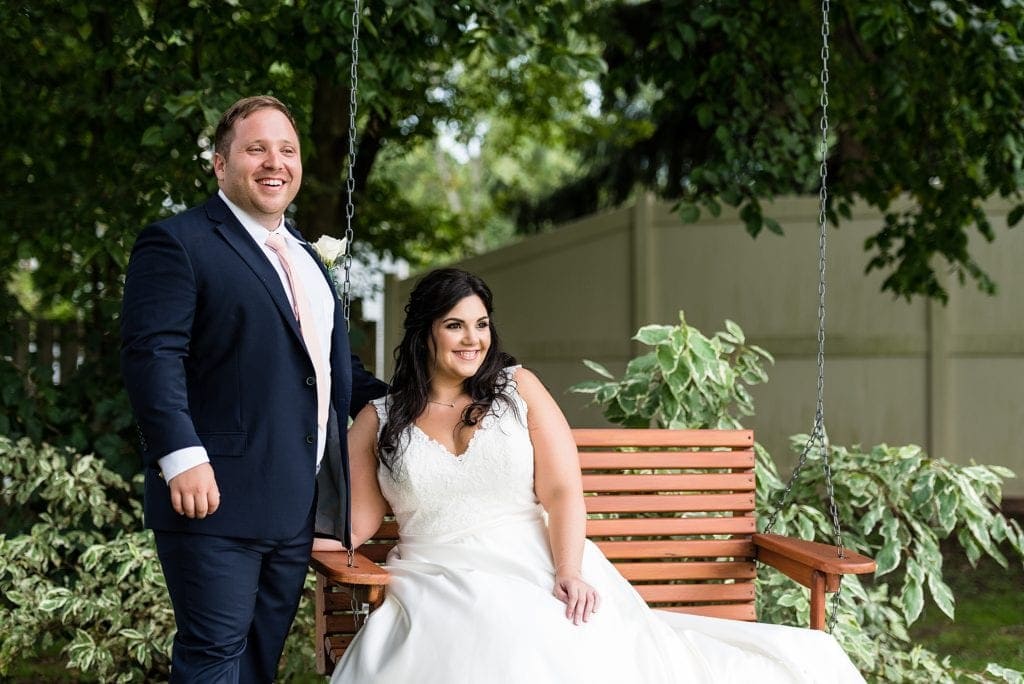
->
[378, 268, 517, 473]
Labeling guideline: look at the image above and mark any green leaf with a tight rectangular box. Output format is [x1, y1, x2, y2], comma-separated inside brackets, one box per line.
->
[724, 319, 745, 344]
[1007, 204, 1024, 227]
[935, 489, 958, 533]
[910, 471, 935, 505]
[658, 385, 680, 423]
[624, 353, 658, 375]
[927, 574, 956, 620]
[876, 537, 902, 576]
[678, 23, 696, 47]
[634, 325, 673, 346]
[582, 359, 614, 379]
[595, 385, 619, 405]
[740, 202, 763, 236]
[140, 126, 163, 147]
[569, 380, 605, 395]
[762, 217, 783, 236]
[860, 503, 884, 536]
[677, 202, 701, 223]
[901, 574, 924, 624]
[703, 197, 722, 217]
[603, 402, 626, 424]
[688, 333, 717, 362]
[776, 590, 804, 608]
[666, 35, 683, 61]
[695, 103, 713, 128]
[656, 343, 678, 375]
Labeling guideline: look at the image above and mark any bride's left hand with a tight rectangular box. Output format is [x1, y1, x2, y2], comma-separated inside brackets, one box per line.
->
[553, 573, 601, 625]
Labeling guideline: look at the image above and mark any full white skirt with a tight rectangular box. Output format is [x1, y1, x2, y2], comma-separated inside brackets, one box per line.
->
[331, 514, 865, 684]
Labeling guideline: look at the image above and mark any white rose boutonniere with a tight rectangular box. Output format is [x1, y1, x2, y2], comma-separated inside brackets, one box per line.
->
[313, 234, 347, 268]
[312, 234, 348, 298]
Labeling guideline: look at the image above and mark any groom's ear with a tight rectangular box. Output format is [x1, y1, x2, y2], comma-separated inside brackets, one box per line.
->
[213, 153, 226, 181]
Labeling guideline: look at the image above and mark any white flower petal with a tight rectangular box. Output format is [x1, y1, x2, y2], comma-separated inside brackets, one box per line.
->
[313, 235, 347, 262]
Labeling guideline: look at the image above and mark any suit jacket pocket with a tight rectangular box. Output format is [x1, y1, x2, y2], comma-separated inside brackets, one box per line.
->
[197, 432, 247, 457]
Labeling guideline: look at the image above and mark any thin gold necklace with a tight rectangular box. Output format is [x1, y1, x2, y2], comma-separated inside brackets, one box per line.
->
[427, 399, 456, 408]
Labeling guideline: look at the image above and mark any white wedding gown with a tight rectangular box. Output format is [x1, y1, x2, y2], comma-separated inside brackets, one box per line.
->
[332, 368, 865, 683]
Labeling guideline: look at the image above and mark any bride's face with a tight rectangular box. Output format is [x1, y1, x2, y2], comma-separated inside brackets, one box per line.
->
[427, 295, 491, 383]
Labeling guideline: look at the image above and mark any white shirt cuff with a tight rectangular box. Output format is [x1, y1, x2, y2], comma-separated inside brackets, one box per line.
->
[159, 446, 210, 482]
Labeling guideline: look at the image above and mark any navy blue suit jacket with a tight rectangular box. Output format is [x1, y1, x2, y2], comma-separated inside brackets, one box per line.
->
[121, 194, 386, 544]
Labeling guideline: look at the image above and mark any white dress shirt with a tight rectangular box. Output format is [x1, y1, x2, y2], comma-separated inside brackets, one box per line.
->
[159, 190, 335, 481]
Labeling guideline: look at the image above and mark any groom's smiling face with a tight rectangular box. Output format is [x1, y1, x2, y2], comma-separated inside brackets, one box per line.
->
[214, 107, 302, 230]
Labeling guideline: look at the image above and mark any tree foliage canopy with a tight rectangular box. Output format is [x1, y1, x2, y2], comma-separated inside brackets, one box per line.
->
[6, 1, 1024, 314]
[0, 0, 593, 464]
[4, 1, 1024, 464]
[516, 0, 1024, 301]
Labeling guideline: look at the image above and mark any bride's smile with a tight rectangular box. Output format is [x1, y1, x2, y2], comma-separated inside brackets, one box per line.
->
[427, 295, 492, 383]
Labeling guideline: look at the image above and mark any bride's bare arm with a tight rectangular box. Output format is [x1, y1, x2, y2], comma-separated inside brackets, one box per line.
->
[516, 367, 600, 624]
[312, 403, 388, 551]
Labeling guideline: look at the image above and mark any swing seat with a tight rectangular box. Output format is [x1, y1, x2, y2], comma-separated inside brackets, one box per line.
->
[310, 428, 875, 674]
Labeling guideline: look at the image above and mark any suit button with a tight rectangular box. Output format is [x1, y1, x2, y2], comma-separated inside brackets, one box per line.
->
[306, 376, 316, 386]
[306, 435, 315, 444]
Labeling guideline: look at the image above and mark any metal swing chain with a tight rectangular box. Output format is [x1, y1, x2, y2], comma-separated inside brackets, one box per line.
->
[344, 0, 361, 571]
[341, 0, 361, 334]
[762, 0, 846, 632]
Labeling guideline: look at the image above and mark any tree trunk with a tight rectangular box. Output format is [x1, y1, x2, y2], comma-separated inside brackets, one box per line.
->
[298, 77, 350, 240]
[298, 74, 390, 241]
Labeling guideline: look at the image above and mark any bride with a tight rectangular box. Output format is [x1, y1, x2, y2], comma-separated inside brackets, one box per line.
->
[318, 267, 865, 683]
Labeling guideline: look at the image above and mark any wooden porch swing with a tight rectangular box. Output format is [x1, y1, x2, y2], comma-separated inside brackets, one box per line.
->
[310, 0, 876, 676]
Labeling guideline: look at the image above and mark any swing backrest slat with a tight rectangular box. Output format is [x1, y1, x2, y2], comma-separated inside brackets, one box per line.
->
[574, 428, 758, 620]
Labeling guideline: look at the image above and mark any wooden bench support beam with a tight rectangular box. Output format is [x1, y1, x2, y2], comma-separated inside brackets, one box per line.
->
[810, 571, 827, 631]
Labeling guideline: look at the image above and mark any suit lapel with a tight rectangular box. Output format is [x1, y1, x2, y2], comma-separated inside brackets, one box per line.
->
[206, 195, 305, 345]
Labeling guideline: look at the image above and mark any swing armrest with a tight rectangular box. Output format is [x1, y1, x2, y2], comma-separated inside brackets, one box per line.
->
[752, 533, 875, 590]
[310, 550, 390, 675]
[310, 549, 392, 587]
[752, 534, 875, 631]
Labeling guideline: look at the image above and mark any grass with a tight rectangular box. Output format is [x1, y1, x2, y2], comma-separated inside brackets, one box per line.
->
[909, 539, 1024, 675]
[4, 644, 93, 683]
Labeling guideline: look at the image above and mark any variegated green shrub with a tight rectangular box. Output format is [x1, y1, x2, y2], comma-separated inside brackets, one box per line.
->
[572, 312, 773, 429]
[574, 312, 1024, 683]
[0, 437, 171, 681]
[0, 435, 321, 681]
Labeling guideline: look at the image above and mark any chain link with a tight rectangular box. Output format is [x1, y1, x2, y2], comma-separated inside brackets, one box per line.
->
[350, 594, 370, 630]
[762, 0, 845, 632]
[341, 0, 361, 332]
[344, 2, 361, 571]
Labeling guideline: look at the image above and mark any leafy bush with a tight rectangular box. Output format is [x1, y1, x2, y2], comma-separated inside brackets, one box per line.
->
[574, 312, 1024, 683]
[0, 436, 322, 681]
[0, 436, 172, 681]
[572, 311, 772, 429]
[758, 440, 1024, 683]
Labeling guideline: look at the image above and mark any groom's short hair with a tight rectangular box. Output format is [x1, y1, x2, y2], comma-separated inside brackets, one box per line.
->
[213, 95, 298, 159]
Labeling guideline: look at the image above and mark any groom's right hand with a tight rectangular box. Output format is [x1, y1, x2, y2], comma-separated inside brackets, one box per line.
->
[168, 463, 221, 519]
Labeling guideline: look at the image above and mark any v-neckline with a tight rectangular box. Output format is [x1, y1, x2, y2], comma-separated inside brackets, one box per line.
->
[411, 422, 484, 460]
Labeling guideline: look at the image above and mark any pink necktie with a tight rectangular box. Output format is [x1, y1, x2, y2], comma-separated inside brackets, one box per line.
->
[265, 232, 329, 434]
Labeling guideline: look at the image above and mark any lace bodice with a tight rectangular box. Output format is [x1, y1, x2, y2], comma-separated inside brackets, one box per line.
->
[371, 366, 542, 539]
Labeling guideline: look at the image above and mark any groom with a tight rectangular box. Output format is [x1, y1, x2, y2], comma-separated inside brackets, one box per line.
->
[120, 95, 386, 682]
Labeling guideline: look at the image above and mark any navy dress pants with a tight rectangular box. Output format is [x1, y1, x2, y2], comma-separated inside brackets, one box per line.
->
[154, 506, 314, 683]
